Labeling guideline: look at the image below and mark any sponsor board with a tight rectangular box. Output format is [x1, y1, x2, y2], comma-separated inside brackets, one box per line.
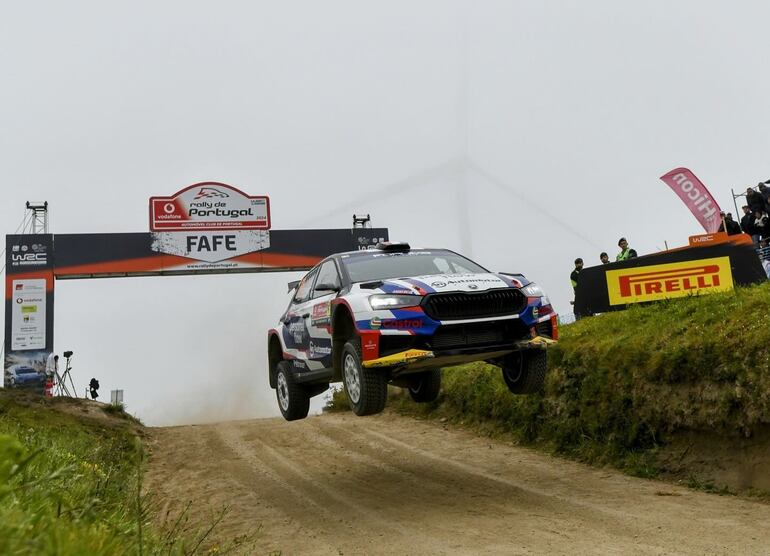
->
[606, 257, 733, 305]
[150, 230, 270, 263]
[150, 182, 270, 231]
[11, 280, 47, 350]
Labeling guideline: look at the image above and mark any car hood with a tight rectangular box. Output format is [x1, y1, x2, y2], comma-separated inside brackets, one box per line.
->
[364, 273, 521, 295]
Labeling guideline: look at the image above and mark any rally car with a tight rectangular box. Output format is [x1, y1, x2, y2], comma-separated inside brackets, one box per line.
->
[267, 243, 558, 420]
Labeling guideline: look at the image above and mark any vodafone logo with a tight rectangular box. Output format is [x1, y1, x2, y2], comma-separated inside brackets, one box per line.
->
[163, 203, 176, 214]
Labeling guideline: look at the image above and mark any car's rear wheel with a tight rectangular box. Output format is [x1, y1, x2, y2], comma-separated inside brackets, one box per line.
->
[501, 350, 547, 394]
[342, 340, 387, 416]
[407, 369, 441, 403]
[275, 361, 310, 421]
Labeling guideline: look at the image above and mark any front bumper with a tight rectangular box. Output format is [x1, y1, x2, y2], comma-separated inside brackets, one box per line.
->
[362, 335, 557, 374]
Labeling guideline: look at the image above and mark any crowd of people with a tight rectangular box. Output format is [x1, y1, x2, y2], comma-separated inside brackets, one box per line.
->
[570, 236, 638, 310]
[569, 181, 770, 304]
[718, 183, 770, 242]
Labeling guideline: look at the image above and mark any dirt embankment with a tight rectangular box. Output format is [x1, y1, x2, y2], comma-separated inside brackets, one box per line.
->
[145, 412, 770, 555]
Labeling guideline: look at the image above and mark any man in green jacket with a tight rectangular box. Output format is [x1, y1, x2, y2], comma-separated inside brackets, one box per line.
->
[616, 237, 637, 261]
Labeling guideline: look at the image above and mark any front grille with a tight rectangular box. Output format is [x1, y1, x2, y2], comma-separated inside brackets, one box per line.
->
[429, 320, 529, 351]
[422, 288, 526, 321]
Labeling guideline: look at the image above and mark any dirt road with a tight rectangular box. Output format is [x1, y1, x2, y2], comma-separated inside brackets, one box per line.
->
[146, 412, 770, 555]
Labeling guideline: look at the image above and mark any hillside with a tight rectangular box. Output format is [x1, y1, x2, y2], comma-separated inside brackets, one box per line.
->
[389, 282, 770, 495]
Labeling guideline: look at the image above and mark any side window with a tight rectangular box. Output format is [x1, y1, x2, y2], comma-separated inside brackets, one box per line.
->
[294, 268, 318, 304]
[312, 260, 341, 299]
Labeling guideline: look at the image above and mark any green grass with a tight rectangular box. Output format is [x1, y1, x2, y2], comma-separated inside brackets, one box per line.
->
[0, 392, 154, 555]
[0, 392, 248, 555]
[334, 282, 770, 480]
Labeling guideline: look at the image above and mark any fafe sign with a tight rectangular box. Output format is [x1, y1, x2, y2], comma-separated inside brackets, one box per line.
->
[149, 182, 270, 231]
[606, 256, 734, 306]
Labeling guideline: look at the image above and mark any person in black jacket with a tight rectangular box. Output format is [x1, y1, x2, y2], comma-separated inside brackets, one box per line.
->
[718, 213, 742, 236]
[740, 205, 755, 237]
[747, 187, 765, 216]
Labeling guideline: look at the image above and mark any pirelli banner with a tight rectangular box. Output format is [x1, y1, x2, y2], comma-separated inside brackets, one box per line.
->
[574, 242, 766, 316]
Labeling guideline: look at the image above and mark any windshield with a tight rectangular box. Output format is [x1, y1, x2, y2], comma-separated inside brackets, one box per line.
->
[17, 367, 37, 375]
[341, 249, 488, 283]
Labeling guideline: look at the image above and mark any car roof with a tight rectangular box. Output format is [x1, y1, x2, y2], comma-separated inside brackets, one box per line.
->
[333, 246, 450, 258]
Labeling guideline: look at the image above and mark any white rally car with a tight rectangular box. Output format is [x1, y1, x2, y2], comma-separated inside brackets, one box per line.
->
[267, 243, 558, 420]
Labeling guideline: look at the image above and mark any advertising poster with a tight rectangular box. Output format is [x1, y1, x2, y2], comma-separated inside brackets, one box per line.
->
[4, 234, 54, 391]
[11, 279, 47, 350]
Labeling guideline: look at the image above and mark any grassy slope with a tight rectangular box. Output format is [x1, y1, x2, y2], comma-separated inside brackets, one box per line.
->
[0, 393, 155, 555]
[385, 282, 770, 485]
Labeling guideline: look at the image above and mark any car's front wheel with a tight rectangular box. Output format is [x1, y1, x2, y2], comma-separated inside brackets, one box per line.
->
[342, 340, 387, 416]
[407, 369, 441, 403]
[501, 350, 547, 394]
[275, 361, 310, 421]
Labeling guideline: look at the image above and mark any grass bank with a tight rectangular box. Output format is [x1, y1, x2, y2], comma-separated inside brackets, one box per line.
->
[0, 391, 242, 554]
[332, 282, 770, 494]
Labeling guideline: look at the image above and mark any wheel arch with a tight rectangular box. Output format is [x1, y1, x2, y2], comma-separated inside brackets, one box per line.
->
[331, 304, 356, 382]
[268, 332, 284, 389]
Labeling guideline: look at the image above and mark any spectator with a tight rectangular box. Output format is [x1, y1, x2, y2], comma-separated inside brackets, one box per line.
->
[616, 238, 637, 261]
[717, 212, 742, 236]
[740, 205, 755, 237]
[759, 239, 770, 269]
[759, 238, 770, 257]
[570, 258, 583, 292]
[753, 210, 769, 242]
[747, 187, 765, 215]
[599, 252, 610, 264]
[759, 183, 770, 211]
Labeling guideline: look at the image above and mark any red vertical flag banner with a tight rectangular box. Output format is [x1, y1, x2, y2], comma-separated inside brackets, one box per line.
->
[660, 168, 722, 233]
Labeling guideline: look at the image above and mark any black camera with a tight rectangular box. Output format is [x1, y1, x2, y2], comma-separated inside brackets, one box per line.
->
[63, 350, 73, 358]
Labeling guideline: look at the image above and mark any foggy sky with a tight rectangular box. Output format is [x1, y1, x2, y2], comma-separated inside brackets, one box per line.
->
[2, 1, 769, 425]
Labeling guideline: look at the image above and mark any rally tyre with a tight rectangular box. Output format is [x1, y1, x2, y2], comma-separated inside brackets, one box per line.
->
[408, 369, 441, 403]
[501, 350, 547, 394]
[342, 340, 387, 416]
[275, 361, 310, 421]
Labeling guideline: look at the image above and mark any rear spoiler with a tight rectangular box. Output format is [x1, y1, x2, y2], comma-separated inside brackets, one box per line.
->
[287, 280, 300, 293]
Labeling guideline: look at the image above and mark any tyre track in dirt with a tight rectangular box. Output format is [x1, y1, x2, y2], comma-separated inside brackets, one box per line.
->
[145, 412, 770, 555]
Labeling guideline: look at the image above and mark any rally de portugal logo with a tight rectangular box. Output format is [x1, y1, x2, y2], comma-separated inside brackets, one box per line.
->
[605, 256, 734, 306]
[149, 182, 270, 231]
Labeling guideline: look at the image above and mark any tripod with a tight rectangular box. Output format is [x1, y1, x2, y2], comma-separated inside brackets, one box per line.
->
[54, 353, 78, 397]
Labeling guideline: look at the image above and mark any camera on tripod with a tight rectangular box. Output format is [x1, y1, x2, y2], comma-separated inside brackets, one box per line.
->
[63, 350, 73, 359]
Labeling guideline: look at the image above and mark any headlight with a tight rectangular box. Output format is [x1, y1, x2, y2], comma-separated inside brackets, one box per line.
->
[368, 294, 422, 310]
[521, 283, 545, 297]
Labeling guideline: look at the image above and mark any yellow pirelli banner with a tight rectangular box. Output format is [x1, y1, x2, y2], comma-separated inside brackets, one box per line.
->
[606, 256, 734, 306]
